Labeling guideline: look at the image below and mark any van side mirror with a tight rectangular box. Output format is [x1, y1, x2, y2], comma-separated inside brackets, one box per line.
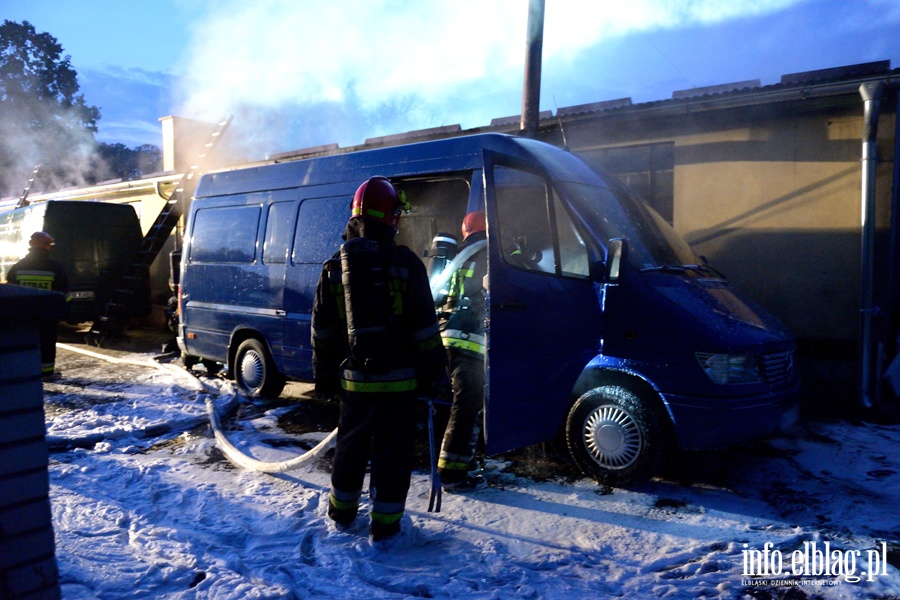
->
[606, 238, 627, 282]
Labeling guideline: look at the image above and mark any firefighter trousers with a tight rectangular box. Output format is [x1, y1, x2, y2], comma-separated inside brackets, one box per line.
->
[329, 389, 417, 529]
[40, 319, 59, 375]
[438, 348, 485, 483]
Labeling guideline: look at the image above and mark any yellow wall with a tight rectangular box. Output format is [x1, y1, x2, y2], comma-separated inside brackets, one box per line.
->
[671, 112, 895, 341]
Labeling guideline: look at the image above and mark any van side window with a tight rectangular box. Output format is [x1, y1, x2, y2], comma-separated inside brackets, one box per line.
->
[292, 197, 348, 263]
[554, 193, 590, 278]
[263, 201, 295, 264]
[494, 166, 589, 278]
[190, 205, 261, 263]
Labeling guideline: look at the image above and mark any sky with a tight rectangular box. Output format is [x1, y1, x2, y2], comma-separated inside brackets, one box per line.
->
[3, 0, 900, 161]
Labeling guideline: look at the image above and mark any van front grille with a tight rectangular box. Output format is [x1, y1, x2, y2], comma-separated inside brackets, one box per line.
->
[761, 350, 794, 387]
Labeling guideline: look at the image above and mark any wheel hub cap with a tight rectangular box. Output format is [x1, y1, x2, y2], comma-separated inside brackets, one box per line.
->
[584, 405, 642, 469]
[240, 351, 263, 389]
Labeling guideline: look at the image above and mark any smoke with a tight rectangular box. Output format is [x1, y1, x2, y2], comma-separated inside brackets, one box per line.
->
[545, 0, 805, 54]
[171, 0, 807, 159]
[172, 1, 525, 157]
[0, 104, 100, 201]
[0, 20, 123, 201]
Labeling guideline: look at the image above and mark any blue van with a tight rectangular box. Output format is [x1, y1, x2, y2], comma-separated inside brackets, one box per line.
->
[177, 133, 799, 486]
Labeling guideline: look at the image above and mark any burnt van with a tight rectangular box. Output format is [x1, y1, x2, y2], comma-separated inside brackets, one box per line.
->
[0, 200, 149, 323]
[177, 133, 799, 486]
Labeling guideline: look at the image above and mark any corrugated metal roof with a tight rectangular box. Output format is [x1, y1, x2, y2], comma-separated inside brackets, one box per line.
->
[549, 61, 898, 121]
[556, 98, 632, 117]
[672, 80, 761, 100]
[490, 111, 553, 127]
[780, 60, 891, 85]
[365, 124, 462, 146]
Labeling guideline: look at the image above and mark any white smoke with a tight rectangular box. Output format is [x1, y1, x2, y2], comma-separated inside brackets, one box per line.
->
[171, 0, 807, 158]
[0, 110, 100, 200]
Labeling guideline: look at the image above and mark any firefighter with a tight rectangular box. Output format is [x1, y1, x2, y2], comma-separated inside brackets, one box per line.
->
[311, 176, 445, 542]
[435, 210, 488, 492]
[5, 231, 70, 378]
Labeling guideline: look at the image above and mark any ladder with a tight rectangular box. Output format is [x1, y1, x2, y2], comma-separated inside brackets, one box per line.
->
[88, 116, 233, 344]
[15, 164, 41, 208]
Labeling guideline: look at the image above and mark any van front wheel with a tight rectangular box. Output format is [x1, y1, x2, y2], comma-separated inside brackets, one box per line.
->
[234, 339, 285, 398]
[565, 385, 666, 488]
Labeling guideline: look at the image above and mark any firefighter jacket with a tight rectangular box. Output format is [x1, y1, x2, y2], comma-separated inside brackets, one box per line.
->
[6, 247, 69, 296]
[437, 230, 487, 357]
[311, 218, 445, 396]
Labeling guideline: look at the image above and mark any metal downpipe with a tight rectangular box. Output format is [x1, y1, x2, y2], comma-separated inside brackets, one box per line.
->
[859, 81, 885, 409]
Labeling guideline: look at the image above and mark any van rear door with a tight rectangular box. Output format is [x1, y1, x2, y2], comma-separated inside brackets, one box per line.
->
[482, 151, 603, 454]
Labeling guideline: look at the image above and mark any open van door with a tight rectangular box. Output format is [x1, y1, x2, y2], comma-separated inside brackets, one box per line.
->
[482, 151, 603, 454]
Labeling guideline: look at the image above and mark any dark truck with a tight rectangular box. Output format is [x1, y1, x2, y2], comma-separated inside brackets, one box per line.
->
[0, 200, 150, 323]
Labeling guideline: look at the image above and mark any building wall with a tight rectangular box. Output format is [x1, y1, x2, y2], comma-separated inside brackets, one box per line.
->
[564, 103, 896, 343]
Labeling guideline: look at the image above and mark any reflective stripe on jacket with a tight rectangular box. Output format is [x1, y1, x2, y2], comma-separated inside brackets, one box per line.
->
[9, 269, 56, 290]
[436, 231, 487, 356]
[440, 328, 485, 355]
[340, 366, 418, 393]
[6, 248, 69, 296]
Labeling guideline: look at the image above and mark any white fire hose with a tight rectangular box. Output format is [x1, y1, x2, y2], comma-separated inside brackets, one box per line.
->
[56, 343, 337, 472]
[204, 395, 337, 473]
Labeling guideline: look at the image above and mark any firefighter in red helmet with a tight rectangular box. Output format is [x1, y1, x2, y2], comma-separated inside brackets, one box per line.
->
[435, 210, 488, 492]
[311, 176, 445, 541]
[5, 231, 70, 378]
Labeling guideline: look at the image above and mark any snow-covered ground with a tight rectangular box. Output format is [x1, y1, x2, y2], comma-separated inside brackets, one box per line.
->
[43, 334, 900, 599]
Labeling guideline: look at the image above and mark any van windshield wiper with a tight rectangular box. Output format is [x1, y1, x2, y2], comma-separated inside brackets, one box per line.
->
[641, 263, 725, 278]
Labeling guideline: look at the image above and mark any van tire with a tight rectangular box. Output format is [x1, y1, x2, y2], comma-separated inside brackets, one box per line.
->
[234, 338, 285, 398]
[565, 385, 666, 488]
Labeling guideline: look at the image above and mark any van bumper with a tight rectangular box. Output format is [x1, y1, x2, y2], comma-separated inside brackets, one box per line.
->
[663, 383, 801, 450]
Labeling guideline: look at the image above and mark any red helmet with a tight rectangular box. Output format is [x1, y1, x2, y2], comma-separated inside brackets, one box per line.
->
[351, 176, 409, 231]
[461, 210, 486, 239]
[29, 231, 55, 250]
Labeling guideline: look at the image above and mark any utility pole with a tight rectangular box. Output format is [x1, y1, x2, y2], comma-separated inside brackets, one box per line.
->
[520, 0, 545, 138]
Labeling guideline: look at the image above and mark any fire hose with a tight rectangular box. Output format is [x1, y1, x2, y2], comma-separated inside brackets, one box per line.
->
[56, 343, 337, 471]
[203, 396, 337, 473]
[57, 343, 437, 509]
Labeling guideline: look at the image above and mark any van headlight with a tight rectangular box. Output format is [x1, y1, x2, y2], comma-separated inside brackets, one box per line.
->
[695, 352, 761, 385]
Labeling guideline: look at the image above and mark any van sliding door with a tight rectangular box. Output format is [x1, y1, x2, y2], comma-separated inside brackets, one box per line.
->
[482, 151, 602, 454]
[281, 195, 349, 380]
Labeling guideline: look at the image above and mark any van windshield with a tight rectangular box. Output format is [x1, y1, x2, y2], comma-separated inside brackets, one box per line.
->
[561, 181, 700, 271]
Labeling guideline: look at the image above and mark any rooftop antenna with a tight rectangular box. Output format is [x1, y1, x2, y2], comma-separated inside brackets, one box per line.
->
[553, 95, 570, 151]
[15, 164, 41, 209]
